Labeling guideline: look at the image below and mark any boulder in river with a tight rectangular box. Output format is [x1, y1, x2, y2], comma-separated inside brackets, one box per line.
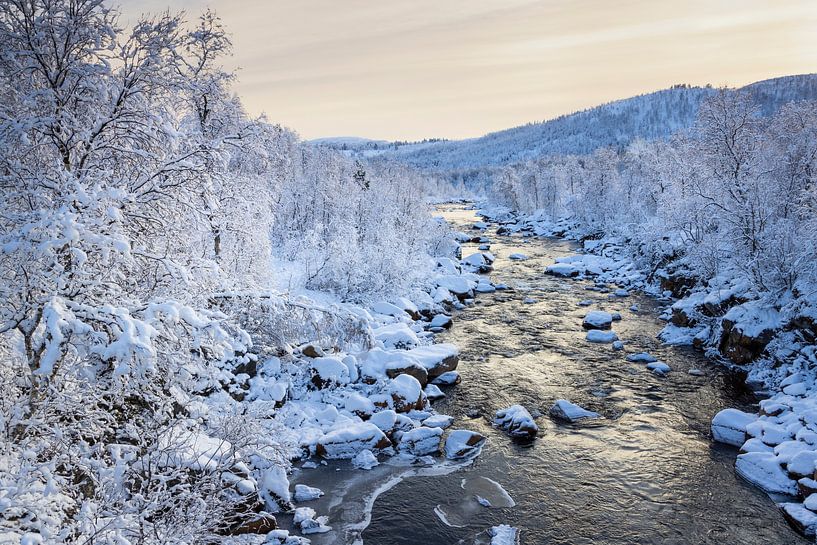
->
[647, 361, 671, 375]
[432, 370, 461, 386]
[495, 405, 539, 439]
[430, 314, 453, 329]
[583, 310, 613, 330]
[545, 263, 580, 277]
[549, 399, 601, 422]
[294, 484, 324, 503]
[444, 429, 487, 459]
[626, 352, 658, 363]
[585, 330, 618, 343]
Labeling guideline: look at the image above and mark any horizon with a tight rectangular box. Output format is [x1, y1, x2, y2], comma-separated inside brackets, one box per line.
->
[122, 0, 817, 142]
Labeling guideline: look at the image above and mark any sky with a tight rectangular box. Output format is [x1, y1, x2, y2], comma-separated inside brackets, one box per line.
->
[122, 0, 817, 141]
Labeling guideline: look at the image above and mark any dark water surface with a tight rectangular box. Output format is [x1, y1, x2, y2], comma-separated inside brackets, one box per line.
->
[359, 204, 804, 545]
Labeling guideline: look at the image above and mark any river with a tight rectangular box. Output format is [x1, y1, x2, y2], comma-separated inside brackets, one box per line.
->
[292, 203, 804, 545]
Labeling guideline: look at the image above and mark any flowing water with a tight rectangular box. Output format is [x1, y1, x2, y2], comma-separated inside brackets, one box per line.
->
[291, 204, 805, 545]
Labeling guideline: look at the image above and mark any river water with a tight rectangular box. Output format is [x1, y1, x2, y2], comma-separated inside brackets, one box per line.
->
[292, 204, 805, 545]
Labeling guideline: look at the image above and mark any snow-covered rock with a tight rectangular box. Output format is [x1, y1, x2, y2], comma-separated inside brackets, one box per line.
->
[344, 392, 375, 419]
[585, 330, 618, 343]
[372, 301, 406, 318]
[712, 408, 756, 447]
[444, 429, 487, 459]
[735, 451, 797, 495]
[352, 449, 379, 470]
[549, 399, 601, 422]
[424, 383, 446, 400]
[787, 450, 817, 478]
[316, 422, 391, 459]
[509, 253, 528, 261]
[647, 361, 671, 375]
[422, 414, 454, 429]
[293, 507, 331, 534]
[430, 314, 453, 329]
[545, 263, 579, 277]
[432, 370, 461, 386]
[374, 323, 420, 349]
[403, 344, 459, 378]
[398, 426, 443, 456]
[293, 484, 324, 503]
[582, 310, 613, 330]
[625, 352, 657, 363]
[308, 357, 350, 389]
[436, 275, 473, 296]
[494, 405, 539, 439]
[265, 529, 311, 545]
[385, 373, 426, 412]
[779, 502, 817, 536]
[462, 252, 493, 273]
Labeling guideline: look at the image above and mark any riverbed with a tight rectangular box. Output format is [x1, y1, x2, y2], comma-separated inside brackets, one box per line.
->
[294, 204, 805, 545]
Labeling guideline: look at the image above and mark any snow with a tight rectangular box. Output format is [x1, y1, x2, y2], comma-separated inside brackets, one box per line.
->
[549, 400, 601, 422]
[585, 330, 619, 343]
[494, 405, 539, 438]
[509, 253, 528, 260]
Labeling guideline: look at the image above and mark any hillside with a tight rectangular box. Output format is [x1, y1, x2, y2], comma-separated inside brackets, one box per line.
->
[319, 74, 817, 172]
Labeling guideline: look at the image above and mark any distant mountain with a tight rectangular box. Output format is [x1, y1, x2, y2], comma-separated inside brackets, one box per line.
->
[319, 74, 817, 172]
[309, 136, 449, 155]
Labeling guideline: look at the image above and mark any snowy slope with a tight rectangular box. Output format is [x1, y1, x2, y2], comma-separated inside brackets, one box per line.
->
[320, 74, 817, 172]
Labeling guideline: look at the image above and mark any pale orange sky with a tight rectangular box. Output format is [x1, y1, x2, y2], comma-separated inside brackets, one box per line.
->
[122, 0, 817, 141]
